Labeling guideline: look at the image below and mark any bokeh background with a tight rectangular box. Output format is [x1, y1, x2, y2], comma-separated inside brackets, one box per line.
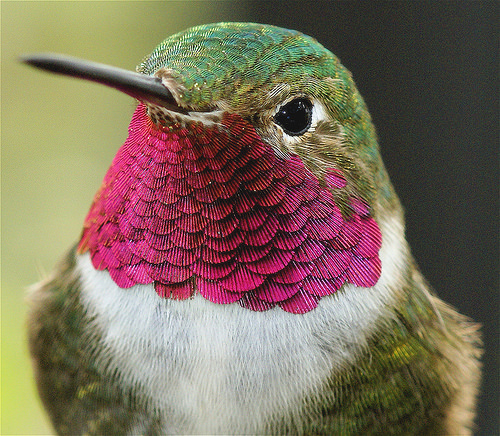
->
[2, 1, 497, 434]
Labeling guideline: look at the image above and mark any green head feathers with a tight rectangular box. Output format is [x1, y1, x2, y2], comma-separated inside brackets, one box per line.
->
[140, 22, 362, 118]
[139, 22, 396, 212]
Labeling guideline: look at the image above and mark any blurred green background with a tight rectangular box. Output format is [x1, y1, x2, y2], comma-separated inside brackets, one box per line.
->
[3, 1, 498, 435]
[2, 2, 250, 433]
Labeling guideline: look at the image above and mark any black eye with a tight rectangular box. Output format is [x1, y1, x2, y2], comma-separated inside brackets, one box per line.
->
[274, 98, 313, 136]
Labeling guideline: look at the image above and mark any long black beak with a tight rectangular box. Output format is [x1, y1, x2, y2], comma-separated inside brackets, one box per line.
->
[21, 53, 184, 113]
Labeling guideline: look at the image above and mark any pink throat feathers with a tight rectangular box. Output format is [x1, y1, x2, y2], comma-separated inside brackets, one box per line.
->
[78, 103, 382, 314]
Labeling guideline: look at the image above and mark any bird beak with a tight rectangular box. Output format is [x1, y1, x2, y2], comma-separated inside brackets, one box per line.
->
[21, 53, 185, 113]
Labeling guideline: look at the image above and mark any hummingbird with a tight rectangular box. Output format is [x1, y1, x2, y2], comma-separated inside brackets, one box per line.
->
[24, 22, 481, 435]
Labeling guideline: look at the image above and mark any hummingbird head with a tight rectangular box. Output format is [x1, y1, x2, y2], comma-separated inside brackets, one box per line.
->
[139, 23, 391, 209]
[23, 22, 400, 313]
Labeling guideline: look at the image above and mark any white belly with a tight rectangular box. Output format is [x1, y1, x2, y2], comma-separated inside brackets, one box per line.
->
[76, 216, 405, 434]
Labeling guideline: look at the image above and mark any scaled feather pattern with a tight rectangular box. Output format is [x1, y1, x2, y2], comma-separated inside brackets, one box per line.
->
[78, 103, 382, 313]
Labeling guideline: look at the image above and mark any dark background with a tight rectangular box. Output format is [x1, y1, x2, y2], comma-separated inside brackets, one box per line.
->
[244, 1, 498, 433]
[4, 1, 497, 433]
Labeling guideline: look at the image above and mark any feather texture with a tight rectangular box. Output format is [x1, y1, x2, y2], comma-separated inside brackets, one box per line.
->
[78, 105, 382, 313]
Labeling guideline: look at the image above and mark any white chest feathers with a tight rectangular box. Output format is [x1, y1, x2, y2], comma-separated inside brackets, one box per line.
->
[76, 217, 405, 434]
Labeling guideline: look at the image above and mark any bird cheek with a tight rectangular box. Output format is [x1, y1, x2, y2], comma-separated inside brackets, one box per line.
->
[254, 124, 293, 160]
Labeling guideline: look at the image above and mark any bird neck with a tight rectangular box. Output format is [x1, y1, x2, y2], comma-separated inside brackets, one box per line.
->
[78, 103, 382, 313]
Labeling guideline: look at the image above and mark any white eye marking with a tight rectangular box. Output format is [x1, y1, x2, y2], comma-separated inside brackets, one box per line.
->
[310, 99, 328, 131]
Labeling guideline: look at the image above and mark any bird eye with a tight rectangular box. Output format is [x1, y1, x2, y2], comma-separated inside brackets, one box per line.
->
[274, 98, 313, 136]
